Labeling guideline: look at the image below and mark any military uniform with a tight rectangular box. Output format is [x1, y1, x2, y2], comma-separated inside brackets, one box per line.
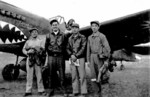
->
[87, 30, 111, 95]
[22, 36, 45, 94]
[45, 30, 67, 94]
[67, 31, 87, 95]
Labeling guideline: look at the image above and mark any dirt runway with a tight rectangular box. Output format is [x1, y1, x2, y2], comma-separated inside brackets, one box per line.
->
[0, 53, 149, 97]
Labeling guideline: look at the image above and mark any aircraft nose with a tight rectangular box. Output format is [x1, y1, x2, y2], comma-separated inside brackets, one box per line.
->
[0, 21, 27, 44]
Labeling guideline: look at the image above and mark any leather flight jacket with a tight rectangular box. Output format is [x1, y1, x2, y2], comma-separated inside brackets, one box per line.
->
[45, 32, 65, 56]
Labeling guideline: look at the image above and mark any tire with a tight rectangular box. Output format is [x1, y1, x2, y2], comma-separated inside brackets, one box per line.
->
[13, 65, 20, 80]
[2, 64, 20, 81]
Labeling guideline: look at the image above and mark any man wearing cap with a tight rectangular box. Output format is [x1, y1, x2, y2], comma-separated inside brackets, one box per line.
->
[45, 19, 67, 97]
[67, 23, 87, 97]
[22, 28, 46, 96]
[87, 21, 111, 97]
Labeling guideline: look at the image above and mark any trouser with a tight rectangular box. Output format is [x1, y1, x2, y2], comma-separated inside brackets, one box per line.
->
[26, 57, 45, 93]
[89, 54, 104, 94]
[70, 58, 87, 94]
[47, 55, 66, 91]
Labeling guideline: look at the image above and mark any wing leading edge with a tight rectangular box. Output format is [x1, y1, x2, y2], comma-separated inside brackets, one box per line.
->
[80, 9, 150, 53]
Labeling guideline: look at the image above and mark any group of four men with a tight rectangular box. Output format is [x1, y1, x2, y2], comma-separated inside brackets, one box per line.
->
[22, 19, 111, 97]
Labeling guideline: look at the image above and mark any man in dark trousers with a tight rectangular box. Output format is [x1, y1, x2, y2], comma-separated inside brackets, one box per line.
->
[87, 21, 111, 97]
[67, 23, 87, 97]
[45, 19, 67, 97]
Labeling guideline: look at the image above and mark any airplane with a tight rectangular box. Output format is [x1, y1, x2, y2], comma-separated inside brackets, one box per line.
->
[0, 0, 149, 82]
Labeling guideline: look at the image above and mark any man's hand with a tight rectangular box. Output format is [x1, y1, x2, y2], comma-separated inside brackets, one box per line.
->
[71, 55, 77, 62]
[42, 65, 48, 72]
[104, 61, 109, 67]
[42, 65, 48, 69]
[87, 62, 90, 68]
[27, 49, 35, 54]
[35, 46, 43, 52]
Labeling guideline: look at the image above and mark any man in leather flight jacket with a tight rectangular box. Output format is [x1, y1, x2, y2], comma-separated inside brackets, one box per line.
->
[45, 19, 67, 97]
[67, 23, 87, 97]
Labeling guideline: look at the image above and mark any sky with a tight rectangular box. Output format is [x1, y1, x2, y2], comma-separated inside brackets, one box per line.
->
[2, 0, 150, 27]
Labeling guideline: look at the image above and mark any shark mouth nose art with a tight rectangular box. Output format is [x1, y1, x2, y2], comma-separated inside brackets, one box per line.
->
[0, 21, 27, 44]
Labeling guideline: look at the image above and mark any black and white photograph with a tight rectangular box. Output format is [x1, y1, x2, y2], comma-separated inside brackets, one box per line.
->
[0, 0, 149, 97]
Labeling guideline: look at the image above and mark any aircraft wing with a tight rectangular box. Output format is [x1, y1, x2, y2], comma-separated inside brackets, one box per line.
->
[0, 1, 149, 57]
[80, 9, 150, 55]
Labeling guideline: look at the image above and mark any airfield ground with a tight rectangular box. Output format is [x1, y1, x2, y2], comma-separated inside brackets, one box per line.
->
[0, 53, 149, 97]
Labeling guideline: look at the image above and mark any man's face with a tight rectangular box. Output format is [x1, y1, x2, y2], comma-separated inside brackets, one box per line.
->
[31, 30, 38, 38]
[51, 22, 59, 32]
[72, 27, 79, 34]
[91, 23, 99, 33]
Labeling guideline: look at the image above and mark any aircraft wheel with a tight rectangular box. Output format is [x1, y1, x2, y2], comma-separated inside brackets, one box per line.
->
[2, 64, 20, 81]
[13, 65, 20, 80]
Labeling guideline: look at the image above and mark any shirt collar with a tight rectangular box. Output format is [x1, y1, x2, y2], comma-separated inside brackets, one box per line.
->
[91, 31, 100, 37]
[30, 36, 40, 40]
[53, 31, 59, 35]
[71, 32, 80, 39]
[51, 29, 62, 36]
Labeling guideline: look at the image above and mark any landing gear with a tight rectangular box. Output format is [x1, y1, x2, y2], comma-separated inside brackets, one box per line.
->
[2, 63, 20, 81]
[2, 55, 20, 81]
